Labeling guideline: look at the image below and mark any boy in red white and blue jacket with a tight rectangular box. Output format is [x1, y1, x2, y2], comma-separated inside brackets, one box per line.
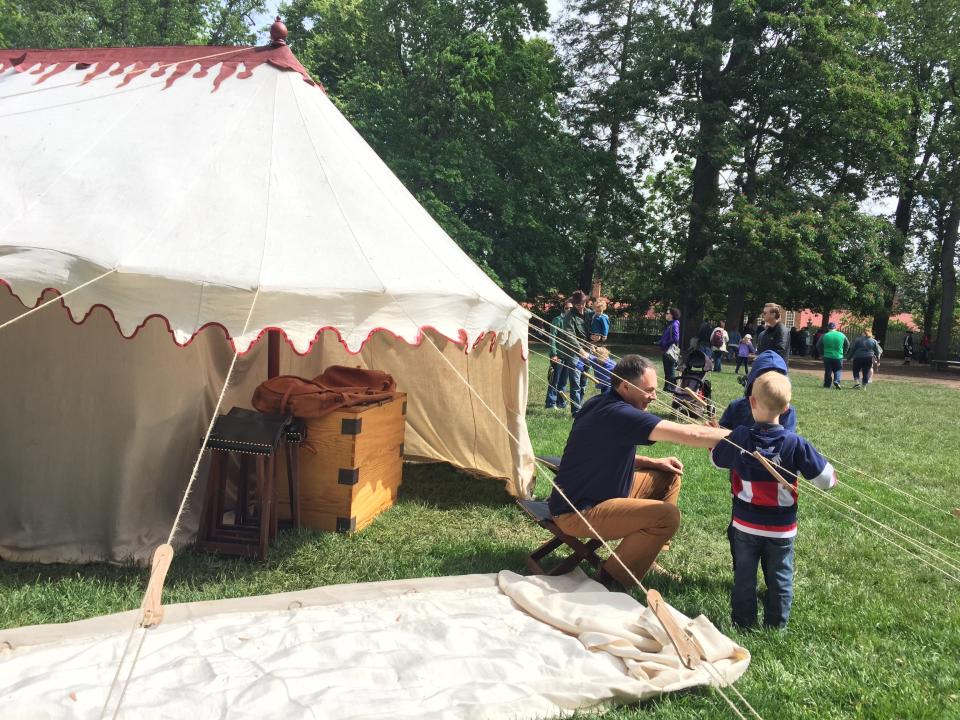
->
[710, 372, 837, 629]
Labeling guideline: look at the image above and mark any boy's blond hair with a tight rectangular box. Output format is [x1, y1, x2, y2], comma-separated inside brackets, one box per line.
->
[594, 346, 610, 361]
[764, 302, 783, 320]
[752, 372, 791, 414]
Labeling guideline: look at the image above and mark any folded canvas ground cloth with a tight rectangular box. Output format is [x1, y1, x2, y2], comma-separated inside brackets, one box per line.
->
[0, 570, 749, 719]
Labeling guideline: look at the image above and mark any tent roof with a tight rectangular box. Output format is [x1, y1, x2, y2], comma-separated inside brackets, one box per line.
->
[0, 44, 528, 355]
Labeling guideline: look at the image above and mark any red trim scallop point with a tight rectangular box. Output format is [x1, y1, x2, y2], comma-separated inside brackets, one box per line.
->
[0, 280, 525, 360]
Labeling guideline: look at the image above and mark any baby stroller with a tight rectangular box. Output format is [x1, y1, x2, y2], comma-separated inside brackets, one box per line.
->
[671, 349, 715, 420]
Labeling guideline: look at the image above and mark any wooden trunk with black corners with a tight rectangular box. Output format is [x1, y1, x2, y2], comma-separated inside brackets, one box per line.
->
[277, 393, 407, 533]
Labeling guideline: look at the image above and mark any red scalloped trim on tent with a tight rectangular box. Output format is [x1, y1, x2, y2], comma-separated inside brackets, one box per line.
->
[0, 44, 321, 93]
[0, 281, 527, 360]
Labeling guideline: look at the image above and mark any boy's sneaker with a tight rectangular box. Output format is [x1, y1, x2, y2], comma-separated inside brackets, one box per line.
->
[833, 381, 841, 390]
[852, 383, 861, 390]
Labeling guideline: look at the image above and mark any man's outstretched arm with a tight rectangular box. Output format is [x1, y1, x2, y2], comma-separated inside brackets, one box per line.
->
[649, 420, 731, 449]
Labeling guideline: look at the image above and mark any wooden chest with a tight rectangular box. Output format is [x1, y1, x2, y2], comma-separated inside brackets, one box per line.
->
[277, 393, 406, 533]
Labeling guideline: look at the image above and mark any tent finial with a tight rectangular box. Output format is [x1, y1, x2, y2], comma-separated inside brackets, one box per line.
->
[270, 16, 288, 46]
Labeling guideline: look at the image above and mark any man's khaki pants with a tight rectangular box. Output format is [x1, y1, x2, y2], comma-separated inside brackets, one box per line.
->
[553, 470, 681, 589]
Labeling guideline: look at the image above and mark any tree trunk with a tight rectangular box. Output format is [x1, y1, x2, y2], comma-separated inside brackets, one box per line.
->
[819, 306, 832, 332]
[679, 0, 735, 333]
[934, 199, 959, 361]
[873, 97, 943, 345]
[578, 0, 636, 293]
[725, 287, 746, 333]
[923, 203, 945, 339]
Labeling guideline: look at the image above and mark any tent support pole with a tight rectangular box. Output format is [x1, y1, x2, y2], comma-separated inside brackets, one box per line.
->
[268, 330, 281, 379]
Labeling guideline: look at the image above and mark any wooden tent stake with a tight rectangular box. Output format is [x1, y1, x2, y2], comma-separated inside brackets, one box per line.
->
[645, 589, 700, 669]
[140, 543, 174, 628]
[752, 451, 796, 493]
[683, 386, 707, 406]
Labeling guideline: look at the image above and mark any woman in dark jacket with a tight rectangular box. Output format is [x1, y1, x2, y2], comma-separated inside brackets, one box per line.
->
[659, 307, 681, 391]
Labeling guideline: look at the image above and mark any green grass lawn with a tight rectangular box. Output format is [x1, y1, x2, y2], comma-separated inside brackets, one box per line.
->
[2, 345, 959, 718]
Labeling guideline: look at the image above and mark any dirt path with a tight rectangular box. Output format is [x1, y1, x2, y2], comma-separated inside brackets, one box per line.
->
[782, 356, 960, 389]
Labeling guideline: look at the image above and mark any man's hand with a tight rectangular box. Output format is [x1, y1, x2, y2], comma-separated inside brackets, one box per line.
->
[636, 455, 684, 474]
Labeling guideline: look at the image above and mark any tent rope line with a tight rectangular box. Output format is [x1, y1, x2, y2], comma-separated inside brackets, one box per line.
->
[533, 311, 957, 516]
[104, 76, 281, 715]
[0, 269, 116, 332]
[99, 287, 263, 719]
[523, 346, 960, 575]
[523, 341, 960, 582]
[530, 312, 959, 521]
[536, 312, 958, 519]
[0, 46, 251, 101]
[415, 333, 762, 720]
[528, 335, 960, 569]
[641, 389, 960, 584]
[0, 68, 272, 344]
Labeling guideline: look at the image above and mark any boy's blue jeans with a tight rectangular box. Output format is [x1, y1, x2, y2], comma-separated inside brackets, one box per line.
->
[727, 524, 795, 628]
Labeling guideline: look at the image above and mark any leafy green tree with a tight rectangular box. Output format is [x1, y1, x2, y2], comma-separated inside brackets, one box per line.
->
[0, 0, 265, 48]
[870, 0, 960, 343]
[281, 0, 591, 298]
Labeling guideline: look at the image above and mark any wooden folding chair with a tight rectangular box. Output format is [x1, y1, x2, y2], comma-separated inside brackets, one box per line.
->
[517, 456, 603, 576]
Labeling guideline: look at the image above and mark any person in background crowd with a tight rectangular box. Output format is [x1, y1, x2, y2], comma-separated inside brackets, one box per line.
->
[919, 333, 931, 364]
[800, 322, 813, 357]
[789, 325, 801, 357]
[811, 326, 825, 360]
[902, 330, 915, 365]
[721, 350, 797, 432]
[697, 319, 713, 355]
[817, 322, 849, 389]
[710, 320, 729, 371]
[735, 334, 755, 375]
[590, 298, 610, 343]
[728, 326, 742, 362]
[849, 329, 882, 389]
[559, 290, 592, 416]
[588, 346, 617, 394]
[659, 307, 682, 392]
[545, 299, 573, 410]
[757, 304, 790, 363]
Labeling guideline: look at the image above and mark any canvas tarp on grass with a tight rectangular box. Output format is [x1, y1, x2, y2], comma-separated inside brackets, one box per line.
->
[0, 570, 750, 719]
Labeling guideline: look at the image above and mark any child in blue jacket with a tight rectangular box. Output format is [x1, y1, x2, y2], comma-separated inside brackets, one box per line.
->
[711, 372, 837, 628]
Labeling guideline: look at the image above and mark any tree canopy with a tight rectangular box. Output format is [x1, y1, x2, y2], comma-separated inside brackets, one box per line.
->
[4, 0, 959, 353]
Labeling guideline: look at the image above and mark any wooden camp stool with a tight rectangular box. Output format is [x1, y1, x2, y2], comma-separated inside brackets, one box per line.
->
[197, 408, 301, 559]
[517, 456, 603, 576]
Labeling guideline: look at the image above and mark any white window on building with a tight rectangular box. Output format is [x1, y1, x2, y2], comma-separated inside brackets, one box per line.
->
[785, 310, 797, 328]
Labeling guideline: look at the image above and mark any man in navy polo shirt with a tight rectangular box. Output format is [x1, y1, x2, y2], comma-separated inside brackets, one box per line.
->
[549, 355, 730, 590]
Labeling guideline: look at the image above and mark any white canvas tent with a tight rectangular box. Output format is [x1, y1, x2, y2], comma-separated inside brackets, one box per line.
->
[0, 41, 754, 719]
[0, 42, 535, 564]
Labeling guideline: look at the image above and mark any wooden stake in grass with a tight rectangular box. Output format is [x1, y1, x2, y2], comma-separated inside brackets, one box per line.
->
[752, 451, 797, 494]
[140, 544, 174, 628]
[646, 589, 700, 669]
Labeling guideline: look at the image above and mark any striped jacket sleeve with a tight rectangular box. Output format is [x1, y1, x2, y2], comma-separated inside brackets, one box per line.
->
[795, 438, 837, 490]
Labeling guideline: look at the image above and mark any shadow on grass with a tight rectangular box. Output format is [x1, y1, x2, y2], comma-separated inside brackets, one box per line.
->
[0, 463, 525, 611]
[396, 461, 517, 510]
